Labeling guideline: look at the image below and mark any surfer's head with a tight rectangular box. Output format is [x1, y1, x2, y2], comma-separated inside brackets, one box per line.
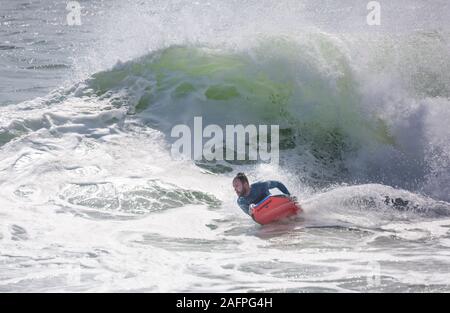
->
[233, 172, 250, 197]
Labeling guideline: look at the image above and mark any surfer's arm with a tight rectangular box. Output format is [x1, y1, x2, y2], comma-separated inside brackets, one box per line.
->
[237, 198, 251, 215]
[267, 180, 290, 195]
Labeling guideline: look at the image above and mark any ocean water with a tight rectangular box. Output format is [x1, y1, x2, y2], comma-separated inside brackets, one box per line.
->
[1, 0, 450, 292]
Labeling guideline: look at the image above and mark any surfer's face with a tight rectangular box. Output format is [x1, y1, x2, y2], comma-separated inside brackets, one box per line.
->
[233, 179, 249, 197]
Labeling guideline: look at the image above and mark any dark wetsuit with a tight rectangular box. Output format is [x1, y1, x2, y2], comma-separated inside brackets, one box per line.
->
[237, 181, 290, 215]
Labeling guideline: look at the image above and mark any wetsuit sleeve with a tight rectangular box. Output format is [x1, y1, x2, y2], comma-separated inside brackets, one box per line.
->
[237, 197, 250, 215]
[267, 180, 290, 195]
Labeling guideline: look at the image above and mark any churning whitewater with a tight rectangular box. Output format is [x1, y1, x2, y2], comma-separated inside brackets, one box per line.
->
[0, 0, 450, 292]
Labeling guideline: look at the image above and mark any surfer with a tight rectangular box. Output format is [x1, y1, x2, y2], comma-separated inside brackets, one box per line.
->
[232, 172, 297, 216]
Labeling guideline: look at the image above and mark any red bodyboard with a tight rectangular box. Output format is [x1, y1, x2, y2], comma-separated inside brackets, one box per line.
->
[252, 195, 302, 225]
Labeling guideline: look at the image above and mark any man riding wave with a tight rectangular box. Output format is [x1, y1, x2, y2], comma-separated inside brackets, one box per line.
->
[232, 172, 297, 217]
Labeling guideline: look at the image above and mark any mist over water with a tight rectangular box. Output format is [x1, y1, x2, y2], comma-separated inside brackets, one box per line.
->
[0, 0, 449, 292]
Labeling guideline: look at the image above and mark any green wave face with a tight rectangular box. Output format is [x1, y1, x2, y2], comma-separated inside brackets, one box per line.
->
[86, 38, 396, 171]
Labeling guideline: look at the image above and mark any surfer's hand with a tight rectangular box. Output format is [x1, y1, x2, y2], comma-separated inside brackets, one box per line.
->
[249, 204, 256, 215]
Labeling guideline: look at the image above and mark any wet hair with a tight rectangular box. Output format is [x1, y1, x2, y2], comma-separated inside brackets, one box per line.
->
[233, 172, 249, 185]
